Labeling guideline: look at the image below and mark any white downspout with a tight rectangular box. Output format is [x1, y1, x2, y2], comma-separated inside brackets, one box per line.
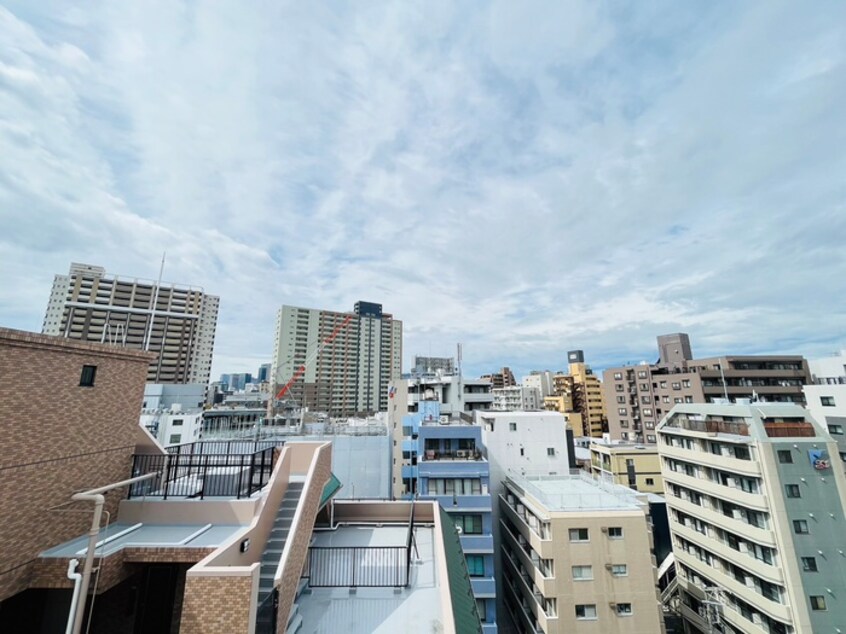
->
[65, 559, 82, 634]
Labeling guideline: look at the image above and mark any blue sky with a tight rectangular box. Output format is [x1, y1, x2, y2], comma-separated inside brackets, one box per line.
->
[1, 1, 844, 380]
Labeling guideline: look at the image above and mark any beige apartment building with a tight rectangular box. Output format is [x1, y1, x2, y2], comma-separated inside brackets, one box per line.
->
[589, 441, 663, 494]
[603, 334, 811, 445]
[545, 350, 607, 438]
[499, 473, 664, 634]
[42, 262, 219, 384]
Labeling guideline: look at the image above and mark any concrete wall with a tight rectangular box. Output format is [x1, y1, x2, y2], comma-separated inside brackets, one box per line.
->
[180, 566, 258, 634]
[0, 328, 152, 602]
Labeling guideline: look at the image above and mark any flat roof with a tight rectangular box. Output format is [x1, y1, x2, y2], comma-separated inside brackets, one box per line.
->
[298, 526, 442, 634]
[40, 523, 244, 558]
[509, 473, 646, 512]
[289, 435, 391, 499]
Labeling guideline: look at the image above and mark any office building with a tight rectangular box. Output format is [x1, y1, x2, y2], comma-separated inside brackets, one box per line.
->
[412, 355, 456, 377]
[522, 371, 555, 399]
[603, 334, 811, 445]
[499, 473, 664, 633]
[397, 399, 498, 632]
[42, 262, 219, 384]
[549, 350, 607, 438]
[481, 367, 516, 389]
[589, 440, 663, 494]
[271, 301, 402, 416]
[658, 403, 846, 633]
[257, 362, 271, 383]
[492, 385, 542, 411]
[228, 372, 253, 391]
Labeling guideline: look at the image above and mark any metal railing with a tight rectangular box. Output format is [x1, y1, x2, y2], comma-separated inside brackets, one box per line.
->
[255, 588, 277, 634]
[166, 439, 279, 455]
[307, 546, 408, 587]
[669, 416, 750, 436]
[128, 446, 275, 499]
[763, 422, 816, 438]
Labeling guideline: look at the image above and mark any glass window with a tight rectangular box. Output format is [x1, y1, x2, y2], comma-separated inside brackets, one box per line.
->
[828, 424, 844, 435]
[646, 478, 654, 485]
[569, 528, 589, 542]
[509, 422, 517, 431]
[785, 484, 801, 498]
[575, 604, 597, 620]
[172, 419, 184, 426]
[821, 396, 836, 407]
[616, 603, 633, 616]
[608, 527, 623, 539]
[618, 408, 627, 415]
[466, 555, 485, 577]
[801, 557, 818, 572]
[614, 373, 622, 380]
[475, 599, 487, 622]
[169, 434, 181, 444]
[810, 595, 827, 611]
[79, 365, 97, 387]
[547, 447, 555, 456]
[453, 514, 483, 535]
[572, 565, 593, 580]
[611, 564, 628, 576]
[637, 371, 647, 379]
[777, 450, 793, 464]
[794, 520, 810, 534]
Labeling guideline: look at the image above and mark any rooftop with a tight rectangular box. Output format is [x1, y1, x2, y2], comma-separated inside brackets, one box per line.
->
[507, 472, 647, 512]
[298, 525, 442, 634]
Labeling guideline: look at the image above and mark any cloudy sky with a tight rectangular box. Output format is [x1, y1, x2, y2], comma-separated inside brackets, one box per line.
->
[1, 1, 844, 380]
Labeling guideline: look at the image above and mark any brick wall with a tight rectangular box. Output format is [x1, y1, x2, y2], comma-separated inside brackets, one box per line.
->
[0, 328, 153, 603]
[180, 573, 255, 634]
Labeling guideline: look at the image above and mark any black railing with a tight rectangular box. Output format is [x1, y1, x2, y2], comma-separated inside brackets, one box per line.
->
[307, 547, 408, 588]
[166, 440, 279, 456]
[255, 588, 278, 634]
[128, 446, 275, 499]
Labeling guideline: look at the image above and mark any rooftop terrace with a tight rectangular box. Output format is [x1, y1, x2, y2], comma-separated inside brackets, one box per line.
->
[508, 472, 647, 512]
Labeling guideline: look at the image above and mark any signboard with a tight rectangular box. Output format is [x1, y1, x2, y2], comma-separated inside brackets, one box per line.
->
[809, 449, 831, 471]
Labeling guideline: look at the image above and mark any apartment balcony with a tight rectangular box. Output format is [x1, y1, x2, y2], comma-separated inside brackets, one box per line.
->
[659, 442, 761, 477]
[763, 422, 816, 438]
[499, 496, 553, 558]
[667, 495, 775, 546]
[427, 493, 492, 512]
[665, 415, 750, 436]
[471, 577, 497, 598]
[460, 534, 495, 554]
[661, 469, 770, 511]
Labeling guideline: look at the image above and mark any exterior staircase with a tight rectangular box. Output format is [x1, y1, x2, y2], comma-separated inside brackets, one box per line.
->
[258, 482, 304, 604]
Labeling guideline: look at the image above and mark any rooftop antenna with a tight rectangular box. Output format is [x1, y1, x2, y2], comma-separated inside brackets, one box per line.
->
[143, 252, 166, 351]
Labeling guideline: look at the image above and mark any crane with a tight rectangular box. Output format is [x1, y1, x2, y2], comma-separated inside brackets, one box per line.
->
[268, 313, 355, 420]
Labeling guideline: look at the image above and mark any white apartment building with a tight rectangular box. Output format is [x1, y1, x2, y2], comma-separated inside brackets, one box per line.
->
[658, 403, 846, 634]
[492, 386, 542, 411]
[42, 262, 218, 384]
[499, 473, 664, 634]
[140, 406, 203, 446]
[808, 350, 846, 385]
[523, 371, 555, 399]
[272, 301, 402, 416]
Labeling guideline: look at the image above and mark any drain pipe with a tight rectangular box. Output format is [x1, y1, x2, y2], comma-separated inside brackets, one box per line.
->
[69, 472, 158, 634]
[65, 559, 82, 634]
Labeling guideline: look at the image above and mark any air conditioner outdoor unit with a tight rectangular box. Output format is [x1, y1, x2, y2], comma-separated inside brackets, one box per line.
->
[600, 527, 608, 533]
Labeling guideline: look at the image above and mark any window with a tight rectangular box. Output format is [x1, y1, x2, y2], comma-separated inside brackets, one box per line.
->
[611, 564, 628, 576]
[79, 365, 97, 387]
[615, 384, 624, 392]
[572, 565, 593, 580]
[476, 599, 487, 622]
[453, 514, 483, 535]
[810, 595, 827, 611]
[646, 478, 654, 486]
[777, 450, 793, 464]
[639, 383, 648, 391]
[828, 424, 844, 435]
[647, 434, 656, 443]
[607, 526, 623, 539]
[821, 396, 836, 407]
[616, 603, 633, 616]
[569, 528, 589, 542]
[466, 555, 485, 577]
[172, 418, 184, 427]
[618, 408, 627, 415]
[801, 557, 818, 572]
[547, 447, 555, 456]
[614, 373, 622, 380]
[734, 446, 751, 460]
[672, 382, 681, 390]
[785, 484, 801, 498]
[169, 434, 181, 444]
[674, 397, 683, 404]
[637, 371, 647, 379]
[643, 408, 653, 416]
[509, 422, 517, 431]
[617, 396, 626, 404]
[660, 381, 667, 388]
[684, 396, 693, 403]
[793, 520, 809, 534]
[575, 604, 597, 620]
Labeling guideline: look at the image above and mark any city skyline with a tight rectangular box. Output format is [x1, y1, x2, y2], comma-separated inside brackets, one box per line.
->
[1, 1, 844, 381]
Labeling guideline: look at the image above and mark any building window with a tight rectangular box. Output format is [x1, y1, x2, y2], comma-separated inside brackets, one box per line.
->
[476, 599, 487, 622]
[682, 380, 691, 388]
[575, 604, 597, 620]
[616, 603, 633, 616]
[821, 396, 836, 407]
[617, 396, 626, 404]
[569, 528, 589, 542]
[777, 450, 793, 464]
[466, 555, 485, 577]
[614, 373, 622, 380]
[785, 484, 801, 498]
[810, 596, 827, 611]
[79, 365, 97, 387]
[172, 419, 184, 427]
[611, 564, 628, 576]
[828, 424, 844, 435]
[572, 565, 593, 580]
[674, 397, 683, 404]
[169, 434, 181, 444]
[646, 478, 654, 486]
[672, 382, 681, 390]
[684, 395, 693, 403]
[607, 526, 623, 539]
[453, 514, 483, 535]
[801, 557, 818, 572]
[616, 384, 624, 392]
[647, 434, 656, 443]
[509, 422, 517, 431]
[547, 448, 555, 456]
[618, 408, 627, 415]
[793, 520, 810, 534]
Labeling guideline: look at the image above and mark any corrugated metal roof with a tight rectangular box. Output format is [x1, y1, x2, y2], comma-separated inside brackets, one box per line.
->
[438, 506, 483, 634]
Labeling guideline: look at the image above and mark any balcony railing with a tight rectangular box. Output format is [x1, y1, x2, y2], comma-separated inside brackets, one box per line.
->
[422, 449, 484, 461]
[668, 416, 750, 436]
[128, 445, 276, 499]
[763, 422, 816, 438]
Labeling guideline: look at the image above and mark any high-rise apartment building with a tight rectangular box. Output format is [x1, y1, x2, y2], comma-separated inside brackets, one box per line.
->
[42, 262, 219, 384]
[481, 367, 516, 389]
[499, 473, 664, 634]
[522, 371, 555, 399]
[272, 301, 402, 416]
[492, 386, 541, 411]
[658, 403, 846, 633]
[603, 334, 811, 445]
[548, 350, 606, 438]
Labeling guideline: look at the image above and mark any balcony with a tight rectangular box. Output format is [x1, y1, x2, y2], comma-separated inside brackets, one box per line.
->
[460, 534, 495, 553]
[763, 422, 816, 438]
[421, 449, 484, 461]
[666, 416, 750, 436]
[471, 577, 497, 597]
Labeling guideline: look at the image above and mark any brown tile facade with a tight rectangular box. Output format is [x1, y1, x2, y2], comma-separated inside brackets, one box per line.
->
[180, 574, 255, 634]
[0, 328, 153, 603]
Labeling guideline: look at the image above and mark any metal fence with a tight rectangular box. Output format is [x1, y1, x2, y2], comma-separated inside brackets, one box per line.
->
[166, 440, 280, 456]
[128, 446, 275, 499]
[255, 589, 277, 634]
[307, 546, 408, 588]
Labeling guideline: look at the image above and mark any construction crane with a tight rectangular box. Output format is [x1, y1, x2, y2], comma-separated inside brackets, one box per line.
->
[267, 313, 355, 421]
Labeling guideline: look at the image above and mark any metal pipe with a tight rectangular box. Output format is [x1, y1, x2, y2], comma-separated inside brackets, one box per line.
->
[70, 472, 157, 634]
[65, 559, 82, 634]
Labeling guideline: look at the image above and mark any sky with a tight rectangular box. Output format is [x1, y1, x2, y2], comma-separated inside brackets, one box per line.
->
[1, 1, 844, 381]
